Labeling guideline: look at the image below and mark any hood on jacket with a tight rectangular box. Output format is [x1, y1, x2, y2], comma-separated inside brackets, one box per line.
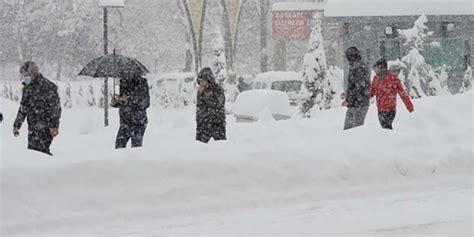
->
[197, 67, 216, 85]
[345, 47, 362, 64]
[373, 57, 388, 69]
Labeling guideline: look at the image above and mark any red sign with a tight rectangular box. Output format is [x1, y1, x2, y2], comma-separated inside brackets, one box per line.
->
[272, 11, 309, 40]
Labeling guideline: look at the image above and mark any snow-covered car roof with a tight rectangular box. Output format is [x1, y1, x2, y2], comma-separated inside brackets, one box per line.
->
[149, 72, 196, 82]
[254, 71, 303, 83]
[233, 90, 291, 119]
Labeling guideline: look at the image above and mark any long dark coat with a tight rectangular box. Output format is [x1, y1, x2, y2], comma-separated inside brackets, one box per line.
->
[14, 74, 61, 130]
[196, 68, 226, 143]
[115, 76, 150, 126]
[345, 47, 371, 108]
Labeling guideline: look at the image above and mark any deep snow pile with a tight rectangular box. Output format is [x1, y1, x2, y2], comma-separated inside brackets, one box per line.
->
[0, 92, 472, 236]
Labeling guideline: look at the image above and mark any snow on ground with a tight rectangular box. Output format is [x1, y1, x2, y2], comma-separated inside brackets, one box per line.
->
[0, 92, 473, 236]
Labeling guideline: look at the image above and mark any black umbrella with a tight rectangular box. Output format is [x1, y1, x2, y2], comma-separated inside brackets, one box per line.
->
[78, 52, 149, 79]
[78, 52, 149, 95]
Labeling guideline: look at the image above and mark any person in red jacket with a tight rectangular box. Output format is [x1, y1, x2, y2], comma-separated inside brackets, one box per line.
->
[370, 58, 414, 129]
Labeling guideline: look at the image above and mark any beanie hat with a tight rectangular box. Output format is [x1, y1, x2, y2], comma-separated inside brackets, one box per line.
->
[373, 58, 388, 69]
[20, 61, 40, 74]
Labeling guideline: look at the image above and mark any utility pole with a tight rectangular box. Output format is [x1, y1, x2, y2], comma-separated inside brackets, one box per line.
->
[103, 7, 109, 127]
[99, 0, 124, 127]
[259, 0, 269, 72]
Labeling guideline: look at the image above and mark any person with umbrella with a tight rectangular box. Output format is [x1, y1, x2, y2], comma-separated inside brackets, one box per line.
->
[13, 61, 62, 155]
[78, 52, 150, 148]
[111, 72, 150, 148]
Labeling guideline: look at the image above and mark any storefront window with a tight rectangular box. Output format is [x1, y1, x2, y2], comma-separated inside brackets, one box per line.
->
[381, 40, 401, 61]
[425, 39, 465, 69]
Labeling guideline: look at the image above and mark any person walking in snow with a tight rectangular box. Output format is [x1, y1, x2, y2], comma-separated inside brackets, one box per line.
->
[195, 67, 226, 143]
[341, 47, 371, 130]
[13, 61, 62, 155]
[111, 74, 150, 148]
[370, 58, 414, 129]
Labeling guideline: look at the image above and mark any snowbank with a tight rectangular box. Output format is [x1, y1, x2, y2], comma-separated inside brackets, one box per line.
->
[0, 91, 472, 235]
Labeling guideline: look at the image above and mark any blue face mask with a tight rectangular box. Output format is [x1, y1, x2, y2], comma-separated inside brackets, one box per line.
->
[22, 76, 32, 85]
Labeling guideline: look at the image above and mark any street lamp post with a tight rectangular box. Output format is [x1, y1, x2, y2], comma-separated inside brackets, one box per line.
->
[103, 7, 109, 127]
[99, 0, 124, 127]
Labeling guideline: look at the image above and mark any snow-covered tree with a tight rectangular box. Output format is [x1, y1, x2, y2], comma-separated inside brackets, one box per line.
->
[212, 27, 227, 86]
[325, 66, 344, 109]
[460, 66, 472, 93]
[1, 84, 9, 99]
[425, 65, 443, 96]
[9, 85, 14, 101]
[399, 15, 442, 98]
[0, 1, 100, 78]
[150, 81, 179, 109]
[221, 70, 238, 103]
[436, 64, 451, 94]
[98, 84, 106, 109]
[64, 82, 73, 108]
[300, 14, 328, 117]
[13, 86, 20, 102]
[87, 84, 97, 107]
[76, 84, 85, 107]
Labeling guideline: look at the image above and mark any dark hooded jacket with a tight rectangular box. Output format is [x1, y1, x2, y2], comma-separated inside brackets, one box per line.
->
[14, 74, 61, 130]
[115, 76, 150, 126]
[345, 47, 371, 108]
[196, 68, 226, 126]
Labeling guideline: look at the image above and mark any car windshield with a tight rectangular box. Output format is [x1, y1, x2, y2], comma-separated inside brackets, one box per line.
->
[271, 81, 302, 92]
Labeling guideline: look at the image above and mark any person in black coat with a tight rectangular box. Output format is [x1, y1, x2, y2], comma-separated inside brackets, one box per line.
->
[111, 75, 150, 148]
[341, 47, 371, 130]
[196, 67, 226, 143]
[13, 61, 62, 155]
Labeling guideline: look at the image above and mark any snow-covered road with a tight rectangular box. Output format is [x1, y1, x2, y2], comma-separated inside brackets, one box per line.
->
[4, 177, 471, 236]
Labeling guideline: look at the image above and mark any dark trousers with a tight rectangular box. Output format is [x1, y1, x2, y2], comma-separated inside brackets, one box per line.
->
[378, 111, 396, 130]
[115, 124, 147, 149]
[196, 123, 226, 143]
[343, 106, 369, 130]
[28, 129, 53, 155]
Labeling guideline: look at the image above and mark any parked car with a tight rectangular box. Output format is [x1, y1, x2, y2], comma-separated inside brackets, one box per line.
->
[149, 72, 196, 107]
[252, 71, 303, 105]
[237, 73, 255, 92]
[232, 90, 291, 122]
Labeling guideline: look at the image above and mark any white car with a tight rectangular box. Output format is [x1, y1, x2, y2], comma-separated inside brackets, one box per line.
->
[149, 72, 196, 107]
[252, 71, 303, 105]
[232, 90, 291, 122]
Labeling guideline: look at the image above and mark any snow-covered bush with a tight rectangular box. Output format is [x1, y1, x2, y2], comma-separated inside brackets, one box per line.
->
[399, 15, 443, 98]
[300, 13, 328, 117]
[460, 66, 472, 93]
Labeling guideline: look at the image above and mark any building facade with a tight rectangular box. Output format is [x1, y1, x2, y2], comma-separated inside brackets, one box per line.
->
[324, 15, 473, 93]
